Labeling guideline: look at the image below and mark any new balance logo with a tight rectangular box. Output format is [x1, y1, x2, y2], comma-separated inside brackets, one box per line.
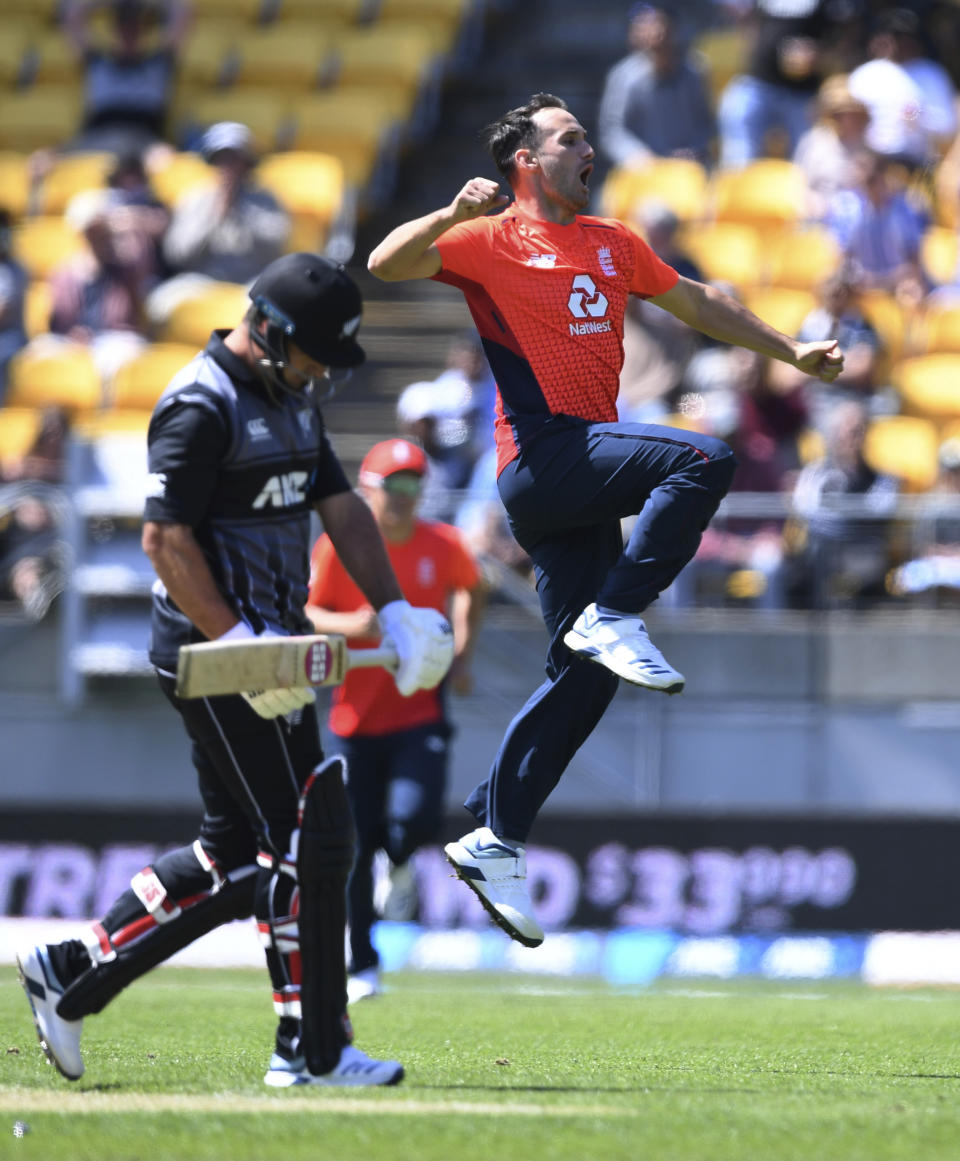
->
[253, 471, 309, 509]
[526, 252, 557, 268]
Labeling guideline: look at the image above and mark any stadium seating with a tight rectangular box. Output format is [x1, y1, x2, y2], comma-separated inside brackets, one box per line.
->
[920, 302, 960, 354]
[23, 280, 52, 338]
[742, 287, 817, 337]
[600, 158, 709, 223]
[0, 87, 82, 151]
[0, 406, 43, 468]
[171, 90, 292, 155]
[862, 414, 941, 493]
[255, 151, 350, 254]
[110, 342, 200, 412]
[175, 22, 241, 90]
[159, 281, 252, 347]
[35, 152, 114, 216]
[332, 23, 442, 116]
[147, 151, 214, 209]
[11, 215, 85, 280]
[0, 152, 32, 219]
[763, 227, 842, 292]
[676, 221, 763, 292]
[858, 290, 909, 364]
[692, 24, 749, 105]
[231, 23, 336, 91]
[273, 0, 366, 24]
[5, 344, 102, 415]
[891, 353, 960, 430]
[289, 88, 402, 194]
[921, 225, 958, 287]
[709, 159, 807, 240]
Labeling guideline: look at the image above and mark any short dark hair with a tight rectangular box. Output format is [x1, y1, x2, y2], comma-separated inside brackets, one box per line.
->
[481, 93, 568, 182]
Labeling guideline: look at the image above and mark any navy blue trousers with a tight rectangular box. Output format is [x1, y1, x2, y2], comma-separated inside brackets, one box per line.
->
[334, 721, 450, 972]
[464, 415, 737, 842]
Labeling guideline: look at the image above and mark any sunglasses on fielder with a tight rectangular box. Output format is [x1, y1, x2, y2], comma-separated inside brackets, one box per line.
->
[381, 474, 423, 497]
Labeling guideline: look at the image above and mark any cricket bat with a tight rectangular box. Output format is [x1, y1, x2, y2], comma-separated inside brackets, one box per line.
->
[175, 634, 398, 699]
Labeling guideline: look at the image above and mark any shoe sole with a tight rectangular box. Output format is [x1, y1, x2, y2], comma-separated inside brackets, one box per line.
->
[443, 847, 544, 949]
[16, 954, 82, 1082]
[563, 630, 685, 694]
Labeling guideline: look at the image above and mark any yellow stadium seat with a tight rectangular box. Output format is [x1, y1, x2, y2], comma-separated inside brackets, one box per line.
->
[274, 0, 365, 24]
[74, 408, 153, 440]
[692, 25, 749, 105]
[174, 91, 292, 155]
[0, 87, 82, 151]
[36, 152, 114, 216]
[176, 23, 240, 88]
[0, 152, 32, 218]
[764, 227, 842, 292]
[255, 151, 345, 229]
[289, 89, 401, 189]
[797, 426, 825, 465]
[600, 158, 709, 223]
[710, 160, 807, 238]
[921, 302, 960, 353]
[24, 280, 52, 338]
[676, 221, 763, 292]
[0, 29, 31, 88]
[189, 0, 265, 17]
[742, 286, 817, 336]
[332, 23, 440, 113]
[160, 281, 251, 347]
[6, 344, 102, 415]
[922, 225, 958, 286]
[863, 414, 941, 492]
[859, 290, 908, 363]
[892, 353, 960, 427]
[30, 30, 84, 86]
[110, 342, 199, 411]
[0, 406, 43, 465]
[233, 24, 335, 90]
[12, 216, 85, 280]
[148, 151, 214, 209]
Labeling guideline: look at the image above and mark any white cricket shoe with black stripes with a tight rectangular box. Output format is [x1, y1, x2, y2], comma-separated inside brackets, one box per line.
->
[444, 827, 544, 948]
[563, 603, 685, 693]
[17, 945, 84, 1080]
[264, 1043, 404, 1087]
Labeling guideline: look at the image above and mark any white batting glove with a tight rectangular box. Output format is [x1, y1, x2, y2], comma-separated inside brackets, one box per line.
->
[219, 621, 317, 719]
[241, 685, 316, 719]
[378, 600, 455, 696]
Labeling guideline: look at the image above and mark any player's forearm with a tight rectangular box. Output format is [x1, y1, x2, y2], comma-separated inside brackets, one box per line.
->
[367, 208, 453, 281]
[142, 521, 239, 640]
[654, 277, 799, 365]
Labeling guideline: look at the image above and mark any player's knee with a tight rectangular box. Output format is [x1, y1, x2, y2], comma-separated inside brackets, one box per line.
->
[298, 757, 356, 878]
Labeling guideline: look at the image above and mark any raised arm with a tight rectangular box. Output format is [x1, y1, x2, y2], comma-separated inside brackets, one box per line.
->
[367, 178, 509, 282]
[649, 276, 845, 381]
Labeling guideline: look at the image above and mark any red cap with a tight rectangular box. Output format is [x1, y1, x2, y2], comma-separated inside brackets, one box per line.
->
[358, 439, 428, 486]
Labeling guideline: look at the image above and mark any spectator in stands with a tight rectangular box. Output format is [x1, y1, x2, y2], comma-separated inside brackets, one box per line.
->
[597, 4, 715, 169]
[793, 74, 872, 221]
[42, 189, 154, 387]
[105, 151, 172, 285]
[767, 270, 885, 433]
[717, 0, 853, 168]
[824, 148, 929, 304]
[790, 398, 900, 608]
[889, 437, 960, 605]
[64, 0, 190, 156]
[455, 446, 533, 588]
[0, 408, 70, 622]
[848, 7, 957, 170]
[619, 199, 706, 421]
[0, 209, 28, 404]
[146, 122, 290, 327]
[396, 331, 496, 521]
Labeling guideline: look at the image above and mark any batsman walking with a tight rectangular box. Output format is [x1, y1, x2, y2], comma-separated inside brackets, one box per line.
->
[368, 93, 845, 948]
[17, 253, 453, 1087]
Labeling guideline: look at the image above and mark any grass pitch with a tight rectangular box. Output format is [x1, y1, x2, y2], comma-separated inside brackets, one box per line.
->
[2, 968, 960, 1160]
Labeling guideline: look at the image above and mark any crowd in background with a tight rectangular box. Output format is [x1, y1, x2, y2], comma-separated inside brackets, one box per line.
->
[3, 0, 960, 619]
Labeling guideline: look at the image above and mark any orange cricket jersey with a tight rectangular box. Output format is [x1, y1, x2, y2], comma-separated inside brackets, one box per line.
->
[433, 206, 680, 474]
[307, 520, 480, 737]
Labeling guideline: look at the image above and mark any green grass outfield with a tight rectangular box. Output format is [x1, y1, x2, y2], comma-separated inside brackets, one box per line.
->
[2, 968, 960, 1160]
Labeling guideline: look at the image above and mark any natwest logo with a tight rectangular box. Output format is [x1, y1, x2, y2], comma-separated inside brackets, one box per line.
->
[567, 273, 608, 320]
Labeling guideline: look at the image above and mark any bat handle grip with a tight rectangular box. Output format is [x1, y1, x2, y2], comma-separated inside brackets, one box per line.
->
[347, 645, 399, 673]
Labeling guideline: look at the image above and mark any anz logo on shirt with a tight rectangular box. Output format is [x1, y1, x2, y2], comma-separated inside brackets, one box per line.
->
[567, 274, 611, 335]
[252, 471, 309, 509]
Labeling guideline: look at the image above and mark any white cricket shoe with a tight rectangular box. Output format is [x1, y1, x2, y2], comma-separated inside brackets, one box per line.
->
[347, 966, 382, 1005]
[17, 945, 84, 1080]
[264, 1043, 403, 1088]
[563, 603, 685, 693]
[443, 827, 544, 948]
